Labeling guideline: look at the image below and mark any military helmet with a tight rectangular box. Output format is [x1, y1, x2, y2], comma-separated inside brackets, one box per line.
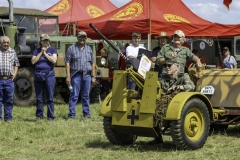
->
[166, 58, 179, 65]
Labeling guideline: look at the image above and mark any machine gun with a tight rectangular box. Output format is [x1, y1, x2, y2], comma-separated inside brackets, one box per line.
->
[89, 23, 155, 91]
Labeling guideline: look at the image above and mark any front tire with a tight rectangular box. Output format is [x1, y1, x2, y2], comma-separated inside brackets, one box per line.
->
[14, 67, 36, 106]
[170, 98, 210, 150]
[103, 117, 137, 145]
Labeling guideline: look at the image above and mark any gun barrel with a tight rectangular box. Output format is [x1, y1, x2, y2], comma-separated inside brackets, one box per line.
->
[89, 23, 127, 60]
[216, 37, 224, 69]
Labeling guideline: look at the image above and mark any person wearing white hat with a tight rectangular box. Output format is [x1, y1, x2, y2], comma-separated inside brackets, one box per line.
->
[156, 30, 202, 73]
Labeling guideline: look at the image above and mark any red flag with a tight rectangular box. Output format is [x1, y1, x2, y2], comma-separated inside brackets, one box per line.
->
[223, 0, 232, 10]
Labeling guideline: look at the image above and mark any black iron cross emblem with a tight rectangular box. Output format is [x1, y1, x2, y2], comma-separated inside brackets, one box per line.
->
[127, 110, 139, 125]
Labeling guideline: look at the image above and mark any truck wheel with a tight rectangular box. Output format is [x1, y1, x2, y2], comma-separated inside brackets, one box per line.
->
[170, 98, 210, 150]
[103, 117, 137, 145]
[90, 81, 101, 103]
[14, 67, 36, 106]
[209, 124, 228, 135]
[60, 92, 69, 104]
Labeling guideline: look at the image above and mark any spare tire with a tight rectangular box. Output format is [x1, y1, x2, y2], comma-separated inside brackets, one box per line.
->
[14, 67, 36, 106]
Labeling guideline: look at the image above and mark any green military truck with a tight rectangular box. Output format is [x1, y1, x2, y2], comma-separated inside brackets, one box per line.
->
[0, 0, 102, 106]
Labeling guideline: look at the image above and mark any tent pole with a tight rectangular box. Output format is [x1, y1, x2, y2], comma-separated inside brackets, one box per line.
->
[73, 22, 76, 36]
[148, 0, 152, 50]
[148, 34, 151, 50]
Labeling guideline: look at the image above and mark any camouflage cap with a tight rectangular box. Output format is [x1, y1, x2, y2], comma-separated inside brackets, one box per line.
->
[166, 58, 179, 65]
[174, 30, 185, 37]
[78, 31, 87, 37]
[40, 34, 50, 41]
[223, 47, 229, 51]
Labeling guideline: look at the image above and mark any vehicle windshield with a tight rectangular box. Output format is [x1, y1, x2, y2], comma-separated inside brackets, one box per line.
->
[14, 16, 58, 34]
[38, 18, 57, 34]
[14, 15, 35, 33]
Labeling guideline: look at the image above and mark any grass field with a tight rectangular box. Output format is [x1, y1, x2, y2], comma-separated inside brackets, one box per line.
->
[1, 99, 240, 160]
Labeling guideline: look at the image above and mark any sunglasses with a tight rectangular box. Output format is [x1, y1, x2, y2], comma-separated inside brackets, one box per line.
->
[78, 37, 86, 40]
[133, 37, 141, 39]
[164, 64, 173, 68]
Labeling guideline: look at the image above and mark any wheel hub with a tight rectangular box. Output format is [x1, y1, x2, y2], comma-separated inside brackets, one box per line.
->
[185, 112, 202, 138]
[15, 78, 31, 99]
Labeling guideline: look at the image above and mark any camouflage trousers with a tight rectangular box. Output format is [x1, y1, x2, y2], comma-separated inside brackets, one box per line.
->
[153, 94, 176, 133]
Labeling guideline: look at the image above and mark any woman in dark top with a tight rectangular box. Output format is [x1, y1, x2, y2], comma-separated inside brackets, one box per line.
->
[31, 34, 57, 121]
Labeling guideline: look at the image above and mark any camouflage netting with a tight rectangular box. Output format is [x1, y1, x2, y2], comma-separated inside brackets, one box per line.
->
[153, 93, 176, 133]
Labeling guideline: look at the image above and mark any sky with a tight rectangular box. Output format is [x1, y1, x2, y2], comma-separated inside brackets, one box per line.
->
[0, 0, 239, 24]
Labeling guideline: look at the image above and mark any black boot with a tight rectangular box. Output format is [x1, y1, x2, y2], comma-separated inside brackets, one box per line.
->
[147, 135, 163, 145]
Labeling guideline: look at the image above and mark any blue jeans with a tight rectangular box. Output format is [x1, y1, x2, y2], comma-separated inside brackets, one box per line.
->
[34, 75, 56, 119]
[0, 79, 14, 121]
[68, 73, 91, 118]
[128, 77, 136, 90]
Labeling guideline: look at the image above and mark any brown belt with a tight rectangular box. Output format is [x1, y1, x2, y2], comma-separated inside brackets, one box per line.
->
[0, 76, 12, 80]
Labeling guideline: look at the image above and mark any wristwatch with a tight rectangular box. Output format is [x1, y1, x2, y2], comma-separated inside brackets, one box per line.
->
[92, 76, 96, 78]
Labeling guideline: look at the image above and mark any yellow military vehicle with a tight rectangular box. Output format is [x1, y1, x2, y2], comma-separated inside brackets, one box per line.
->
[0, 0, 103, 105]
[90, 23, 240, 150]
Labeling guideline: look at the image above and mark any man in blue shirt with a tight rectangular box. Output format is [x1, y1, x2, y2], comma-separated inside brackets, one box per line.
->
[64, 31, 96, 119]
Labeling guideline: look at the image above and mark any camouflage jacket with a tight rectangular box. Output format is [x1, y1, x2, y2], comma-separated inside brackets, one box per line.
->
[160, 73, 195, 93]
[156, 44, 194, 73]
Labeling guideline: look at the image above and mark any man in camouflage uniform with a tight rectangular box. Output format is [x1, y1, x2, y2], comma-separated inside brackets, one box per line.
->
[156, 30, 202, 73]
[148, 58, 195, 145]
[160, 59, 195, 93]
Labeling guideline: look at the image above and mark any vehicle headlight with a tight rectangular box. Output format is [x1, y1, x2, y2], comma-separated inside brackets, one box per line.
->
[14, 45, 21, 54]
[101, 57, 106, 65]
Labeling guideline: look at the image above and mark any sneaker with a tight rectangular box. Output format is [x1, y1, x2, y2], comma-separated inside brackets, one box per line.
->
[48, 118, 54, 122]
[147, 137, 163, 145]
[68, 117, 75, 120]
[5, 120, 12, 123]
[84, 116, 91, 119]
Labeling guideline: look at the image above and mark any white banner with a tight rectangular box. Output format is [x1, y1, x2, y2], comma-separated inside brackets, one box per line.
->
[138, 54, 151, 78]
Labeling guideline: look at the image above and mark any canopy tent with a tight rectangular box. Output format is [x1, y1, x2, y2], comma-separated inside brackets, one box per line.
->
[76, 0, 240, 40]
[44, 0, 117, 35]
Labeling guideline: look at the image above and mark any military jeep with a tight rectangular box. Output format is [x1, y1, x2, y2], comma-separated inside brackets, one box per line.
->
[90, 23, 240, 150]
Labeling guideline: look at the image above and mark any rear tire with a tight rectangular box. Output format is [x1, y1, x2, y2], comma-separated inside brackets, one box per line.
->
[103, 117, 137, 145]
[14, 67, 36, 106]
[170, 98, 210, 150]
[60, 92, 69, 104]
